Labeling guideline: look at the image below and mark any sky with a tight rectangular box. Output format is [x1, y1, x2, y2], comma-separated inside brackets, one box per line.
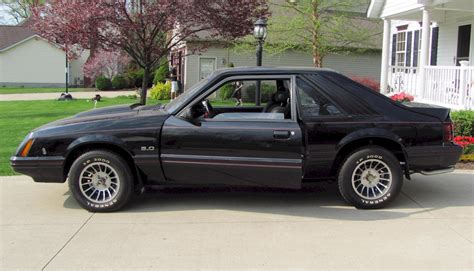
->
[0, 4, 15, 25]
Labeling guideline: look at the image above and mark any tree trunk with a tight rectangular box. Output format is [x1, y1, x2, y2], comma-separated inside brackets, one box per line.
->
[311, 0, 323, 68]
[140, 67, 150, 105]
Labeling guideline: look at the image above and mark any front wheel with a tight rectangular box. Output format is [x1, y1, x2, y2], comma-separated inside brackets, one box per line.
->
[68, 150, 134, 212]
[337, 147, 403, 209]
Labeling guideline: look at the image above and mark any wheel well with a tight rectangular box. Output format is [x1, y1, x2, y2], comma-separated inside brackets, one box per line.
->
[331, 138, 407, 176]
[63, 143, 139, 185]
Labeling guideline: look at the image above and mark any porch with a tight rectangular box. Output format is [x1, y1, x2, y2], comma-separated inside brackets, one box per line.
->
[388, 63, 474, 109]
[368, 0, 474, 110]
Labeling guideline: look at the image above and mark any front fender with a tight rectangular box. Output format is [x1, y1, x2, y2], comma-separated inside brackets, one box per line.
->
[66, 134, 131, 157]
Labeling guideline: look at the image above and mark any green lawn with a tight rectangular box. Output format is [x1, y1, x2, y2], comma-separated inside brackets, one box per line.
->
[0, 97, 238, 176]
[0, 87, 98, 94]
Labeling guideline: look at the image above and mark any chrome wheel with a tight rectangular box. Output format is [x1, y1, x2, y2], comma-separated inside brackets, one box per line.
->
[351, 159, 392, 200]
[79, 162, 120, 204]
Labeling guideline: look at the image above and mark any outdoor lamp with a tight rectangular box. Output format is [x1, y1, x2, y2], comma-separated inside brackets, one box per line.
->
[254, 18, 267, 106]
[253, 18, 268, 41]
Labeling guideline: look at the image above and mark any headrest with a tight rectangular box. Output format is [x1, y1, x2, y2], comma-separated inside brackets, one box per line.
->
[273, 91, 289, 103]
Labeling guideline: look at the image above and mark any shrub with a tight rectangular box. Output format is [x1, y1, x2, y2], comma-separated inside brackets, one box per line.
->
[243, 83, 275, 103]
[351, 76, 380, 92]
[126, 70, 155, 88]
[218, 83, 234, 100]
[95, 76, 112, 90]
[452, 110, 474, 137]
[149, 81, 171, 100]
[111, 75, 129, 89]
[153, 62, 169, 85]
[390, 92, 414, 103]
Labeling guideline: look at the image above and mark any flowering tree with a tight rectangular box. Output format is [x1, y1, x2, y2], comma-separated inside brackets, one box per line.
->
[32, 0, 269, 104]
[83, 50, 129, 80]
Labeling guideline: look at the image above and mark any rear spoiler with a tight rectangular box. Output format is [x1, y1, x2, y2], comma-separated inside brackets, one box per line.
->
[403, 102, 451, 121]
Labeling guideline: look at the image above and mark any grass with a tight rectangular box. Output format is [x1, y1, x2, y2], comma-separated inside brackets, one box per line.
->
[0, 87, 101, 94]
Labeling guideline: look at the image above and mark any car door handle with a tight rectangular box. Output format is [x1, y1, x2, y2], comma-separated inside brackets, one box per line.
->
[274, 130, 291, 139]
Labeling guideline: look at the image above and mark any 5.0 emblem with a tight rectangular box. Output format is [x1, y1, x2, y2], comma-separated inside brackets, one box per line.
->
[141, 146, 155, 152]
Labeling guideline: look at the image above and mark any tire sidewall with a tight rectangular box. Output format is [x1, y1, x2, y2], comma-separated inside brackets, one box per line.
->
[338, 147, 403, 209]
[68, 151, 133, 212]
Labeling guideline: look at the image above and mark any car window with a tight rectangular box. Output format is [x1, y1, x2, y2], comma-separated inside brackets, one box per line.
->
[165, 78, 209, 112]
[189, 78, 293, 121]
[296, 78, 342, 117]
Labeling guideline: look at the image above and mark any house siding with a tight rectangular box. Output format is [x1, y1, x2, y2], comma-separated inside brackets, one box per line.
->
[437, 11, 474, 66]
[380, 0, 423, 18]
[0, 37, 88, 87]
[184, 45, 381, 90]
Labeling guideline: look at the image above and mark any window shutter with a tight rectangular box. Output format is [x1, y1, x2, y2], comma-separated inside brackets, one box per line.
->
[406, 31, 413, 67]
[430, 27, 439, 66]
[391, 34, 397, 66]
[413, 30, 419, 67]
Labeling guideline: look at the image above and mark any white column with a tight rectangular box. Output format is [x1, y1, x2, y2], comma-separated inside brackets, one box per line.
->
[416, 8, 431, 99]
[380, 19, 391, 94]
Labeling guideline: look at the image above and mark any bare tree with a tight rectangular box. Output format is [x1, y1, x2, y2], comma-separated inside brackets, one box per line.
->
[0, 0, 42, 24]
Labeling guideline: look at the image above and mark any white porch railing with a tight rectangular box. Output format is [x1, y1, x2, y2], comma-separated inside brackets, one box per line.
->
[420, 66, 474, 110]
[387, 66, 418, 94]
[387, 65, 474, 110]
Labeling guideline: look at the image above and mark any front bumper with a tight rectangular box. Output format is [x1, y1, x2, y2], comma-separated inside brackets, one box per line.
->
[10, 156, 65, 183]
[406, 143, 463, 172]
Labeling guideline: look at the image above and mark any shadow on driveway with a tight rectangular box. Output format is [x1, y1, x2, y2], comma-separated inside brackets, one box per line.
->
[62, 172, 473, 221]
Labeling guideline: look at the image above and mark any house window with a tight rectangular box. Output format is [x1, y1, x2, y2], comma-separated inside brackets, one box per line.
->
[396, 32, 406, 66]
[199, 58, 216, 81]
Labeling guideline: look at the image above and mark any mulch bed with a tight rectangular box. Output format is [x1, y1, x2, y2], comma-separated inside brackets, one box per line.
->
[455, 162, 474, 170]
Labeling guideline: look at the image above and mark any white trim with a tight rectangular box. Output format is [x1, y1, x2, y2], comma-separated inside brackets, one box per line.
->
[0, 34, 63, 52]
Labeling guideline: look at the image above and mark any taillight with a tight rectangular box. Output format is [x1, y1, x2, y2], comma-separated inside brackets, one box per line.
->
[443, 122, 453, 142]
[20, 139, 34, 157]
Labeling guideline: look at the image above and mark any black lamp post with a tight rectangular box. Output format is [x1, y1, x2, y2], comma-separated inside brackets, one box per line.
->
[254, 18, 267, 106]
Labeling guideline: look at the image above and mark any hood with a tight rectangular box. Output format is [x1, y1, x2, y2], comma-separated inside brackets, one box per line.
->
[35, 103, 167, 131]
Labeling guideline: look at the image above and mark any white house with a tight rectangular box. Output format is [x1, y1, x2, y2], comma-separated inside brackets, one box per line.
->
[368, 0, 474, 109]
[0, 24, 88, 88]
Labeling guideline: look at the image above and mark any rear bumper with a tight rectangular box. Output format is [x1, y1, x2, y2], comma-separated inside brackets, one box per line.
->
[10, 156, 65, 183]
[406, 143, 463, 172]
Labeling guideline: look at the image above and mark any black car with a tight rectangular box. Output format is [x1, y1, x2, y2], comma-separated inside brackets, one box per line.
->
[11, 67, 462, 212]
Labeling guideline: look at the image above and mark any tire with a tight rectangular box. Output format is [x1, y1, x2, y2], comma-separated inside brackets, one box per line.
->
[68, 150, 134, 212]
[337, 146, 403, 209]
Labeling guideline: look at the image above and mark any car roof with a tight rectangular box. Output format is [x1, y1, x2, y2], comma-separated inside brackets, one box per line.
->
[212, 66, 336, 77]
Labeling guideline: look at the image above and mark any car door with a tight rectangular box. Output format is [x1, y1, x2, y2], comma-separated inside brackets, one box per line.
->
[160, 76, 303, 189]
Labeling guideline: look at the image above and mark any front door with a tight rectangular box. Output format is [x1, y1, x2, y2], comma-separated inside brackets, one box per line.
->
[160, 76, 303, 189]
[456, 24, 471, 65]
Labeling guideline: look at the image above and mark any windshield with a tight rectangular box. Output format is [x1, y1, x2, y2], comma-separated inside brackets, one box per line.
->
[164, 78, 209, 113]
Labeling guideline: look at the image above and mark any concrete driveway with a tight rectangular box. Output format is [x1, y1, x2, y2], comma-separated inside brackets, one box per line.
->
[1, 171, 473, 270]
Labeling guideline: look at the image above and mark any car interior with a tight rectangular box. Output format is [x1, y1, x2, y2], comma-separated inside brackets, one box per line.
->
[184, 79, 292, 121]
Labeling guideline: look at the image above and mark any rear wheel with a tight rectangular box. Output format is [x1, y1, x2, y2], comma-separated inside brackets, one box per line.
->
[68, 150, 134, 212]
[337, 146, 403, 209]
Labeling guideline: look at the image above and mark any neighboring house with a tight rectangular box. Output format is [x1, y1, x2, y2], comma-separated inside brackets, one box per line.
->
[171, 1, 383, 91]
[0, 24, 89, 88]
[368, 0, 474, 110]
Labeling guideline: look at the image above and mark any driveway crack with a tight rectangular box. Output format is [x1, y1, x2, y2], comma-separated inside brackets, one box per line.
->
[41, 213, 95, 270]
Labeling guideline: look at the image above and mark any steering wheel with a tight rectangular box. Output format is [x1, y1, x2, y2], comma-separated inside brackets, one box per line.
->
[201, 99, 215, 118]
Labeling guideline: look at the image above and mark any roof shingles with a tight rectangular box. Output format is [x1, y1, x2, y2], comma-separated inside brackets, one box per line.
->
[0, 25, 37, 51]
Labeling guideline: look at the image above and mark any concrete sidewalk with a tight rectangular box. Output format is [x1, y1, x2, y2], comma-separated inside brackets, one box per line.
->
[0, 90, 136, 101]
[1, 172, 473, 270]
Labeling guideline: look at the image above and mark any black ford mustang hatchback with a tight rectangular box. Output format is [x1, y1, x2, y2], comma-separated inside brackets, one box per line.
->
[11, 67, 462, 212]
